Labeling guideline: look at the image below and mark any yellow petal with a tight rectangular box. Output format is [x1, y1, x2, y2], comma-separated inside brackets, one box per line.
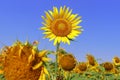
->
[72, 30, 81, 35]
[43, 67, 50, 77]
[68, 14, 78, 21]
[71, 16, 81, 23]
[43, 31, 51, 34]
[41, 16, 51, 25]
[62, 37, 70, 45]
[53, 37, 60, 45]
[39, 73, 46, 80]
[57, 37, 61, 43]
[59, 6, 66, 18]
[72, 26, 82, 29]
[28, 54, 35, 64]
[42, 57, 51, 62]
[61, 37, 66, 43]
[63, 7, 69, 18]
[38, 70, 44, 80]
[65, 37, 70, 45]
[18, 46, 23, 58]
[32, 48, 36, 56]
[53, 7, 58, 19]
[67, 34, 76, 39]
[48, 10, 53, 17]
[66, 9, 72, 19]
[42, 22, 50, 27]
[45, 11, 52, 21]
[43, 33, 52, 39]
[59, 6, 63, 17]
[38, 50, 48, 57]
[49, 34, 56, 41]
[32, 61, 43, 70]
[72, 20, 82, 26]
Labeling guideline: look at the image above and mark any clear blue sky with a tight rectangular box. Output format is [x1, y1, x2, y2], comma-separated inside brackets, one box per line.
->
[0, 0, 120, 63]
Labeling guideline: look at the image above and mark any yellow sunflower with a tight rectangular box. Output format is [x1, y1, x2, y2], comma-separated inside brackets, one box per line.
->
[0, 41, 50, 80]
[74, 62, 88, 74]
[102, 62, 117, 74]
[86, 54, 99, 69]
[112, 56, 120, 66]
[41, 6, 83, 45]
[59, 54, 76, 71]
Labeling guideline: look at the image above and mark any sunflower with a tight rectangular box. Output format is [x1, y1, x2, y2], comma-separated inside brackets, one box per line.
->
[86, 54, 99, 70]
[112, 56, 120, 67]
[41, 6, 83, 45]
[0, 41, 50, 80]
[74, 62, 87, 74]
[102, 62, 116, 74]
[59, 54, 76, 71]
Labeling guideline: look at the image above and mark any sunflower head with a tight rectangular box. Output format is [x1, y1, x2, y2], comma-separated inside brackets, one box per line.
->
[75, 62, 87, 73]
[103, 62, 114, 71]
[41, 6, 83, 45]
[0, 41, 50, 80]
[59, 54, 76, 71]
[86, 54, 98, 66]
[112, 56, 120, 66]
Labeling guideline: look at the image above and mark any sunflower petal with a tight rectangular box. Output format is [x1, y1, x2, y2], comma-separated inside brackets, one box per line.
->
[66, 9, 72, 19]
[60, 6, 66, 18]
[67, 34, 76, 39]
[72, 20, 82, 26]
[38, 50, 48, 57]
[43, 31, 51, 34]
[49, 34, 56, 41]
[38, 70, 45, 80]
[43, 67, 50, 78]
[42, 57, 51, 62]
[68, 14, 78, 21]
[72, 26, 82, 29]
[45, 11, 52, 21]
[32, 61, 43, 70]
[28, 54, 35, 64]
[53, 7, 59, 19]
[71, 16, 81, 23]
[63, 7, 69, 18]
[53, 37, 58, 45]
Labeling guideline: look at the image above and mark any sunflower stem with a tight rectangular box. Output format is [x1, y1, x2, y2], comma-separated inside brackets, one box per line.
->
[55, 43, 60, 78]
[67, 71, 71, 80]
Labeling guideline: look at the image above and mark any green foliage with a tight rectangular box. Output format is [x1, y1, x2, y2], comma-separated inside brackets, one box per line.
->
[0, 74, 5, 80]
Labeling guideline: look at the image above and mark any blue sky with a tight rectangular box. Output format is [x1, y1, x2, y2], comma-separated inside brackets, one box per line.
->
[0, 0, 120, 62]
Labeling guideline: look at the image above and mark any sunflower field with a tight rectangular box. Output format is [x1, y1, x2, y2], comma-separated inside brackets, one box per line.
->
[0, 6, 120, 80]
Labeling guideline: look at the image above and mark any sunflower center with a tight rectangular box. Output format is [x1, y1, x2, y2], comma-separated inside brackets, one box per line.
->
[51, 19, 71, 36]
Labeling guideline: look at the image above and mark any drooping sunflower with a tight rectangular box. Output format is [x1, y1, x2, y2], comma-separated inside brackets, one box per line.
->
[41, 6, 83, 45]
[86, 54, 99, 67]
[86, 54, 99, 71]
[74, 62, 88, 74]
[0, 41, 50, 80]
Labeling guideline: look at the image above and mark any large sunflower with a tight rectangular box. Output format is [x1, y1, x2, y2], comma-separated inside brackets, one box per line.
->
[0, 41, 50, 80]
[41, 6, 83, 45]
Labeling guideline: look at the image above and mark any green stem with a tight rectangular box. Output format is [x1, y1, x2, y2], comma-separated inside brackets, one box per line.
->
[67, 72, 71, 80]
[55, 43, 60, 77]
